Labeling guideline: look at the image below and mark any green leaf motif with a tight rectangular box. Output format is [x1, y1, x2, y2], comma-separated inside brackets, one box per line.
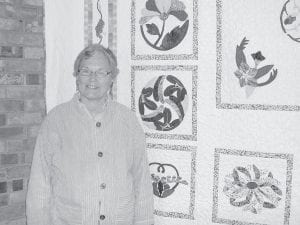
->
[146, 0, 160, 13]
[146, 23, 160, 36]
[160, 20, 189, 50]
[169, 10, 188, 21]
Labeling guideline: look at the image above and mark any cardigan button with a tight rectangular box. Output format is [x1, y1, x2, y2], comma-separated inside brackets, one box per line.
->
[98, 152, 103, 157]
[96, 122, 101, 127]
[100, 183, 106, 189]
[99, 215, 105, 220]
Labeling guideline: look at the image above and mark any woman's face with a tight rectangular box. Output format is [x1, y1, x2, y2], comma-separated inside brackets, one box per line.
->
[77, 52, 114, 102]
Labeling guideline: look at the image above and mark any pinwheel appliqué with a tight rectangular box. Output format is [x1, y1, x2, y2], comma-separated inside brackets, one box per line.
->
[139, 0, 189, 51]
[223, 164, 282, 214]
[139, 75, 188, 131]
[234, 37, 278, 97]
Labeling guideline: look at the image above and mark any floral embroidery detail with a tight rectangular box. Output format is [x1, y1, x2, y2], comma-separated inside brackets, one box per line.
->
[223, 164, 283, 214]
[139, 0, 189, 51]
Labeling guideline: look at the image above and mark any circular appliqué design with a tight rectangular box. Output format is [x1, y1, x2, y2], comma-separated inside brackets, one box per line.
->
[139, 0, 189, 51]
[138, 75, 188, 131]
[149, 162, 188, 198]
[280, 0, 300, 42]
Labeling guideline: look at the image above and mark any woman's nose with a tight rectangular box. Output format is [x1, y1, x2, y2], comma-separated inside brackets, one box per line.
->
[88, 72, 98, 80]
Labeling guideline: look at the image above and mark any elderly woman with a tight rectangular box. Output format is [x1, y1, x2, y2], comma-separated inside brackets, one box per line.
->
[26, 44, 154, 225]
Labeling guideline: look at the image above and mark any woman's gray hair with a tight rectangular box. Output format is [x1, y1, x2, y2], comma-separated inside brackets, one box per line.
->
[73, 44, 118, 78]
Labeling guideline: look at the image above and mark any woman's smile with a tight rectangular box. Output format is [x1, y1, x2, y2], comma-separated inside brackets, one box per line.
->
[86, 84, 99, 89]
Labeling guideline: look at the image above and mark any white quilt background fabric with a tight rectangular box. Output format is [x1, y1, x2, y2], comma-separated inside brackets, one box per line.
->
[45, 0, 108, 111]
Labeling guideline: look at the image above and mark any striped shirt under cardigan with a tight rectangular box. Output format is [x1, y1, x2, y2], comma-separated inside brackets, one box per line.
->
[26, 94, 154, 225]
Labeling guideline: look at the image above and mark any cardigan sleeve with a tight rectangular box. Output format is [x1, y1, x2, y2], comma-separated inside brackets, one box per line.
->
[130, 115, 155, 225]
[26, 116, 60, 225]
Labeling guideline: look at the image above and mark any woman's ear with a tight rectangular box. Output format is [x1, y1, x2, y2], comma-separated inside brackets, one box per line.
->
[114, 68, 120, 78]
[76, 78, 79, 91]
[73, 70, 78, 77]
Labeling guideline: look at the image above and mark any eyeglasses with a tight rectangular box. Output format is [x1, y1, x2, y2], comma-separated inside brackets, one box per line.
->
[78, 68, 112, 79]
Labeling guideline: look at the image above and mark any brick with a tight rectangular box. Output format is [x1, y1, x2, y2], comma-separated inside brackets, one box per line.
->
[0, 127, 24, 139]
[0, 32, 44, 46]
[18, 152, 24, 163]
[4, 217, 26, 225]
[19, 153, 24, 162]
[27, 124, 40, 137]
[0, 18, 23, 31]
[7, 112, 43, 125]
[23, 0, 42, 6]
[0, 5, 17, 18]
[24, 99, 45, 112]
[26, 73, 39, 84]
[1, 153, 18, 165]
[0, 73, 24, 85]
[0, 170, 6, 179]
[0, 182, 7, 193]
[9, 190, 26, 204]
[0, 5, 37, 20]
[24, 151, 33, 163]
[12, 179, 22, 191]
[25, 19, 43, 33]
[0, 114, 6, 126]
[23, 112, 42, 124]
[0, 87, 5, 98]
[6, 165, 30, 179]
[24, 138, 35, 150]
[20, 7, 37, 18]
[0, 0, 16, 3]
[0, 194, 9, 207]
[0, 100, 24, 112]
[24, 47, 43, 59]
[0, 46, 23, 58]
[6, 86, 43, 99]
[6, 180, 11, 192]
[1, 59, 44, 72]
[6, 140, 22, 152]
[7, 138, 35, 152]
[0, 204, 25, 221]
[0, 140, 5, 152]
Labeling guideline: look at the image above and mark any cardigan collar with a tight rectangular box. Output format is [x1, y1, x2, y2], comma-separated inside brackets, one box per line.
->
[71, 93, 114, 123]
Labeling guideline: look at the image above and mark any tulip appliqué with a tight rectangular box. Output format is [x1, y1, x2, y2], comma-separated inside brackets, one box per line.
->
[139, 0, 189, 51]
[138, 75, 188, 131]
[234, 37, 278, 97]
[223, 164, 282, 214]
[150, 162, 188, 198]
[280, 0, 300, 42]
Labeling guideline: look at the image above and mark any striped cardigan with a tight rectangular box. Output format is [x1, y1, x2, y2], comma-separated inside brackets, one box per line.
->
[26, 94, 154, 225]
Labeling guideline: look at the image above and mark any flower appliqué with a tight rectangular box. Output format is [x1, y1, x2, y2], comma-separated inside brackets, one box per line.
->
[139, 0, 189, 51]
[223, 164, 283, 214]
[234, 37, 278, 97]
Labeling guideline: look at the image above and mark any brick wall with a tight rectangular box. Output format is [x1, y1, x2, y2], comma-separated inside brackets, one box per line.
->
[0, 0, 45, 224]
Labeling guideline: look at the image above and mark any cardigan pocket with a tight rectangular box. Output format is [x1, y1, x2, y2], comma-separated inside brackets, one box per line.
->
[115, 193, 135, 224]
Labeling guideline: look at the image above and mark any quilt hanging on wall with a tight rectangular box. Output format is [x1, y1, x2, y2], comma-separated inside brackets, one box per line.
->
[83, 1, 300, 225]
